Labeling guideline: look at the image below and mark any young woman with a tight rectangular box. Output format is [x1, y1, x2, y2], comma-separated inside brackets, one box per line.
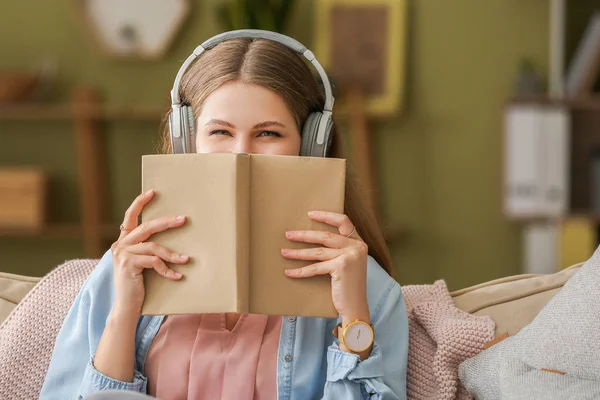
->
[41, 30, 409, 400]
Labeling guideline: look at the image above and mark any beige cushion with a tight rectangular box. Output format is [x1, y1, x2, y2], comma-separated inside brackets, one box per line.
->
[451, 263, 583, 336]
[0, 272, 40, 323]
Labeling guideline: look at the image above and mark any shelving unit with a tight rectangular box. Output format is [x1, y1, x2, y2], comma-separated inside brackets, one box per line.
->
[504, 95, 600, 272]
[506, 95, 600, 215]
[0, 86, 165, 258]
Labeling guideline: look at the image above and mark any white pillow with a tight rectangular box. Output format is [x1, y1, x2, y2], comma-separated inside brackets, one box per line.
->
[459, 245, 600, 399]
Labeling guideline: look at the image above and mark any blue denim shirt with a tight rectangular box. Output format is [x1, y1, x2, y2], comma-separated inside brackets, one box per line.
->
[40, 250, 408, 399]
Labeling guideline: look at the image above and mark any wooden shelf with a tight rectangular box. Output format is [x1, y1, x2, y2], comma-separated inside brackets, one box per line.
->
[0, 87, 167, 258]
[0, 105, 71, 120]
[0, 224, 78, 238]
[0, 223, 119, 240]
[0, 104, 164, 121]
[507, 95, 600, 110]
[567, 212, 600, 222]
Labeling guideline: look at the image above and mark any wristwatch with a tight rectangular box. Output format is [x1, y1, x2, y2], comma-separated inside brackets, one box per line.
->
[332, 319, 374, 353]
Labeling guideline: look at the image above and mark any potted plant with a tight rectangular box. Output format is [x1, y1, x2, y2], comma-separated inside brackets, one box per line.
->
[215, 0, 296, 33]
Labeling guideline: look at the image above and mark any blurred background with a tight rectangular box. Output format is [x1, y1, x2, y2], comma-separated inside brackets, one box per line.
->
[0, 0, 599, 290]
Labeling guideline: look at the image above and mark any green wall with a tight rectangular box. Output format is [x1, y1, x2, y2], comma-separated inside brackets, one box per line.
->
[0, 1, 590, 289]
[379, 0, 550, 289]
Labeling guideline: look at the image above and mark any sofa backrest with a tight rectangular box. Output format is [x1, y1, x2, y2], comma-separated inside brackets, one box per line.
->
[451, 263, 583, 336]
[0, 262, 585, 335]
[0, 272, 41, 323]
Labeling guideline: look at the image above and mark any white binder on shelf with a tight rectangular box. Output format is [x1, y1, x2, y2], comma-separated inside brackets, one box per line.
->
[505, 105, 544, 218]
[504, 104, 570, 219]
[541, 107, 570, 217]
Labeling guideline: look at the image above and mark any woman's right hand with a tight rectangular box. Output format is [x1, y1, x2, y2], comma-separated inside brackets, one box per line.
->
[110, 189, 189, 316]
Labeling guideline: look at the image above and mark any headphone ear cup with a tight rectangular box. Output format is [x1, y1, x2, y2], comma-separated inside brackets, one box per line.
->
[322, 114, 334, 156]
[301, 112, 321, 157]
[176, 105, 196, 153]
[301, 112, 333, 157]
[186, 107, 196, 137]
[169, 109, 186, 154]
[169, 105, 194, 154]
[168, 110, 176, 153]
[186, 106, 196, 153]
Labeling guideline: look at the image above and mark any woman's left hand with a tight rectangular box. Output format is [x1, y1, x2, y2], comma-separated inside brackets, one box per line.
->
[281, 211, 371, 329]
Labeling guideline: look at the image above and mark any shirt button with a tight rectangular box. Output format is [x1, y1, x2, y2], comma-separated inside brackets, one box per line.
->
[288, 316, 296, 322]
[284, 354, 293, 362]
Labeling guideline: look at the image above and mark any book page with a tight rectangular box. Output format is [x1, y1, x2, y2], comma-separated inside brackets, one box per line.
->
[249, 154, 345, 318]
[140, 153, 249, 315]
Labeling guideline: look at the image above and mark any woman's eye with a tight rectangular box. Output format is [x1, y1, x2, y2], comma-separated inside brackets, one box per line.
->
[259, 131, 282, 138]
[210, 130, 231, 136]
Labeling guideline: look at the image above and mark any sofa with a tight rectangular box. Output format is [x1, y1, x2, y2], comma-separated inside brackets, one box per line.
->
[0, 262, 582, 330]
[0, 271, 40, 323]
[0, 259, 585, 399]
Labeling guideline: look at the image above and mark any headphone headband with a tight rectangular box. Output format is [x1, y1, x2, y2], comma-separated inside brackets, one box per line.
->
[169, 29, 335, 155]
[169, 29, 335, 113]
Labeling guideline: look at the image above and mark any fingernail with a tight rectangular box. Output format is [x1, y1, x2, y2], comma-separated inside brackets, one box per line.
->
[285, 269, 296, 276]
[179, 254, 189, 260]
[174, 272, 183, 278]
[285, 231, 294, 238]
[281, 249, 289, 255]
[144, 189, 154, 196]
[308, 211, 317, 217]
[176, 215, 185, 221]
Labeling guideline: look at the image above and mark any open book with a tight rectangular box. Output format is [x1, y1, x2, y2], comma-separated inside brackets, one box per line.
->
[140, 153, 346, 318]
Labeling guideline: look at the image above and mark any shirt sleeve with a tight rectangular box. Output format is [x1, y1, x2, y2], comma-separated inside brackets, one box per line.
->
[79, 358, 148, 395]
[39, 250, 148, 399]
[323, 279, 409, 400]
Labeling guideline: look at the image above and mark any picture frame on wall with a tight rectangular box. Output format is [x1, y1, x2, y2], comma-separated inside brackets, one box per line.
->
[313, 0, 408, 116]
[74, 0, 191, 60]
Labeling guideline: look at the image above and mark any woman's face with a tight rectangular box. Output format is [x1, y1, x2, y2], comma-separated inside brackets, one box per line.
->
[195, 81, 301, 156]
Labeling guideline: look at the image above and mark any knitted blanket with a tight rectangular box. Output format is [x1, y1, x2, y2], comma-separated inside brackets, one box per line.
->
[0, 259, 98, 400]
[0, 259, 494, 400]
[402, 280, 495, 400]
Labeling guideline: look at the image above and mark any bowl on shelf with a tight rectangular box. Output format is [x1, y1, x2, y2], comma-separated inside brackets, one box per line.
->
[0, 73, 41, 103]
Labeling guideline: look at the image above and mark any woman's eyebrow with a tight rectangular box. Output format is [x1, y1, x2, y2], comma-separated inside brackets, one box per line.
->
[205, 119, 235, 128]
[252, 121, 286, 129]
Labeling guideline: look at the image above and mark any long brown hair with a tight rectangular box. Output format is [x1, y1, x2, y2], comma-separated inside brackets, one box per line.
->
[158, 38, 394, 277]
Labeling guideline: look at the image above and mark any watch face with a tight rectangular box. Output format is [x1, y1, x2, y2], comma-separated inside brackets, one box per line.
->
[345, 322, 374, 352]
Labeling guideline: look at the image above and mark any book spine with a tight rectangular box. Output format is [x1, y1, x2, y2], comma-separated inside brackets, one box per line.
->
[235, 154, 251, 313]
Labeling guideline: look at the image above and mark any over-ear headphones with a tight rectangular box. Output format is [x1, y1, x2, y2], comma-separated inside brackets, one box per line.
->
[168, 29, 335, 157]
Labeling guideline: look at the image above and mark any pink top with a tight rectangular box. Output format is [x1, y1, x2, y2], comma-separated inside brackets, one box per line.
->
[145, 313, 282, 400]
